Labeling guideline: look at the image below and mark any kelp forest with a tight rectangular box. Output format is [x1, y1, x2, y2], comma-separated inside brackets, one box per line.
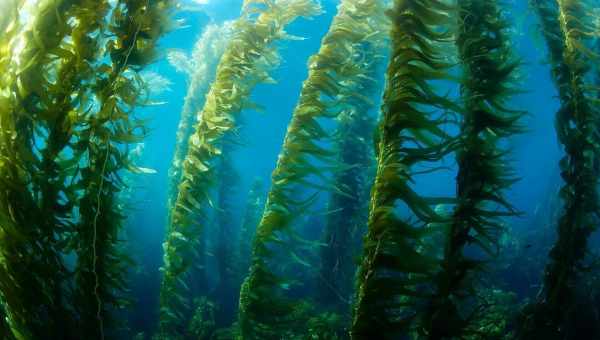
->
[1, 0, 600, 339]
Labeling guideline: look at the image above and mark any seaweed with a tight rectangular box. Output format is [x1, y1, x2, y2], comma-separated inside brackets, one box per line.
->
[0, 0, 174, 338]
[238, 0, 387, 337]
[237, 178, 266, 285]
[187, 296, 218, 339]
[0, 0, 108, 337]
[158, 0, 322, 336]
[70, 1, 175, 338]
[317, 38, 385, 312]
[422, 0, 524, 338]
[166, 21, 233, 209]
[518, 1, 600, 338]
[0, 296, 14, 340]
[351, 0, 459, 338]
[214, 150, 239, 327]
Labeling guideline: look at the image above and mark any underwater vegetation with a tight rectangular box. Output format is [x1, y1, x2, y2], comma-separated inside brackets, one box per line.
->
[1, 0, 600, 339]
[166, 21, 233, 208]
[0, 0, 174, 338]
[238, 0, 386, 337]
[158, 0, 322, 337]
[518, 0, 600, 338]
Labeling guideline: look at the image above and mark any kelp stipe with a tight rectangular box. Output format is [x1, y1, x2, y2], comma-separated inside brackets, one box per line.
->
[238, 0, 386, 337]
[237, 178, 266, 285]
[0, 0, 174, 338]
[214, 150, 239, 328]
[166, 21, 233, 209]
[518, 1, 600, 338]
[0, 302, 12, 340]
[423, 0, 523, 338]
[163, 22, 233, 315]
[72, 0, 176, 337]
[158, 0, 322, 336]
[0, 0, 109, 337]
[351, 0, 459, 338]
[317, 30, 386, 313]
[317, 107, 377, 312]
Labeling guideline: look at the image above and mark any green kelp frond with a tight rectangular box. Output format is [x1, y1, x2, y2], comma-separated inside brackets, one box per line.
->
[351, 0, 459, 338]
[187, 296, 218, 339]
[167, 21, 234, 207]
[214, 151, 239, 327]
[159, 0, 322, 336]
[423, 0, 524, 338]
[239, 0, 388, 338]
[0, 0, 111, 337]
[0, 0, 174, 338]
[0, 0, 20, 35]
[71, 0, 176, 337]
[317, 5, 388, 313]
[519, 1, 600, 338]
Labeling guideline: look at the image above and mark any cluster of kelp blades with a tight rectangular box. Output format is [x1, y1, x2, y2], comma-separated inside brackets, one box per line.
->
[0, 0, 175, 339]
[1, 0, 600, 339]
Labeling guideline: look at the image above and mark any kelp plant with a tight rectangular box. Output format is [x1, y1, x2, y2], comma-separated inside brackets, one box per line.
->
[165, 20, 234, 305]
[71, 1, 175, 337]
[239, 0, 387, 337]
[158, 0, 322, 336]
[351, 0, 459, 337]
[166, 21, 233, 207]
[423, 0, 523, 338]
[237, 178, 266, 284]
[214, 151, 239, 328]
[0, 1, 112, 337]
[519, 0, 600, 338]
[0, 0, 175, 338]
[317, 25, 386, 312]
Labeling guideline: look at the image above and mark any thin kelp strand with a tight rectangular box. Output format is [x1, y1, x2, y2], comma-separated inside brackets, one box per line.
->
[519, 0, 600, 337]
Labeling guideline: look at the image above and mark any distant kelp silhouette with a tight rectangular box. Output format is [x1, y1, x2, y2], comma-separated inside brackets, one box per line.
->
[424, 0, 523, 337]
[519, 1, 600, 338]
[317, 38, 383, 315]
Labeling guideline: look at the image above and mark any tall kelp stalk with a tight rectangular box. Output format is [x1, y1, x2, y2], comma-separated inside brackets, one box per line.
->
[351, 0, 460, 338]
[214, 150, 238, 327]
[166, 22, 233, 208]
[423, 0, 523, 338]
[165, 21, 234, 303]
[317, 49, 384, 311]
[70, 0, 175, 338]
[239, 1, 387, 337]
[0, 302, 11, 340]
[519, 1, 600, 338]
[158, 0, 322, 336]
[237, 178, 266, 284]
[0, 0, 174, 338]
[0, 0, 110, 337]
